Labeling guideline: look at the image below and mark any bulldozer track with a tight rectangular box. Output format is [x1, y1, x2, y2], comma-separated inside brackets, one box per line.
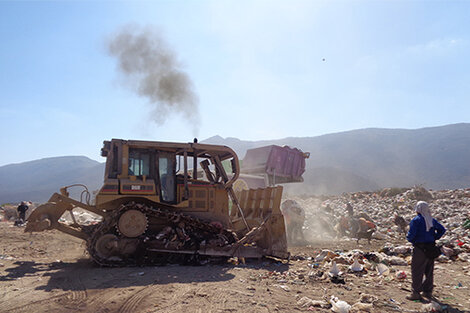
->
[87, 202, 237, 266]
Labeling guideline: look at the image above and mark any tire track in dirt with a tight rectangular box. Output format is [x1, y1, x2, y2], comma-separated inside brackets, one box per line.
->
[0, 269, 88, 313]
[54, 271, 88, 309]
[6, 293, 68, 313]
[150, 284, 213, 313]
[118, 286, 157, 313]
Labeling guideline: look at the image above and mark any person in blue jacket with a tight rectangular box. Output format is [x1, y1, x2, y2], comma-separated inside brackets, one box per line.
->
[406, 201, 446, 300]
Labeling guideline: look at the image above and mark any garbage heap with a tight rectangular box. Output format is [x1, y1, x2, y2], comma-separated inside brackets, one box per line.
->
[293, 186, 470, 263]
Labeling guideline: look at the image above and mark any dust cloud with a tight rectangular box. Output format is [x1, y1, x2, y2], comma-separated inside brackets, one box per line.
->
[107, 25, 200, 135]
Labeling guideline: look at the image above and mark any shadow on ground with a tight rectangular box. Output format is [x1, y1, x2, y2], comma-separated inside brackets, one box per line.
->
[0, 258, 289, 292]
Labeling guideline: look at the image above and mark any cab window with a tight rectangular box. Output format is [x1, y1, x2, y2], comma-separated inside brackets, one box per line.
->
[129, 149, 150, 177]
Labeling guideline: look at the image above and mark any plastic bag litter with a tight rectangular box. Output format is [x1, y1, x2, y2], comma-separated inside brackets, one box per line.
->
[359, 293, 377, 304]
[315, 250, 338, 262]
[276, 284, 291, 292]
[372, 231, 387, 240]
[422, 301, 442, 312]
[457, 253, 470, 262]
[297, 296, 327, 308]
[376, 263, 390, 276]
[349, 258, 363, 272]
[351, 302, 373, 312]
[441, 246, 454, 258]
[387, 256, 408, 266]
[330, 296, 351, 313]
[393, 245, 412, 255]
[329, 261, 342, 276]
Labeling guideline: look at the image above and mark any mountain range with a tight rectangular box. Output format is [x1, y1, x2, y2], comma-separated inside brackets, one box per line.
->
[1, 123, 470, 203]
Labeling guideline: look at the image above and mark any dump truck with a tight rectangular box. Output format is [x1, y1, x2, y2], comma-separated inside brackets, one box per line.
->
[26, 139, 289, 266]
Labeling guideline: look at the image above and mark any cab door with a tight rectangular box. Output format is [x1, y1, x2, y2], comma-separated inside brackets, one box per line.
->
[158, 152, 176, 203]
[120, 148, 156, 195]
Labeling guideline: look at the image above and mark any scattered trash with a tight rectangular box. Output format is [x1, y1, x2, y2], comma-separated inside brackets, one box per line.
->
[351, 302, 373, 312]
[0, 255, 15, 261]
[330, 296, 351, 313]
[463, 219, 470, 230]
[315, 250, 338, 262]
[422, 300, 443, 312]
[329, 261, 342, 277]
[276, 284, 291, 292]
[454, 282, 463, 289]
[376, 263, 390, 276]
[297, 296, 328, 308]
[359, 294, 377, 304]
[395, 271, 407, 279]
[349, 258, 363, 272]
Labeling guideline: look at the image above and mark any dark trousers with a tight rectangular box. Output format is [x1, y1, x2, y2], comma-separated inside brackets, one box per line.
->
[411, 246, 434, 293]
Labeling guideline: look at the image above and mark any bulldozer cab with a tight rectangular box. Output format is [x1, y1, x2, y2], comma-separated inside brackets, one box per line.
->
[100, 140, 178, 203]
[96, 139, 244, 225]
[121, 147, 177, 204]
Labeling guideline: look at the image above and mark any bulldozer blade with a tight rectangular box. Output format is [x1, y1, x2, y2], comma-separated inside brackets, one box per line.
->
[25, 202, 66, 232]
[231, 186, 289, 259]
[25, 193, 96, 240]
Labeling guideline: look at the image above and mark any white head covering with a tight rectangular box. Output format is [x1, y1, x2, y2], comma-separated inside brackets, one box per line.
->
[414, 201, 433, 231]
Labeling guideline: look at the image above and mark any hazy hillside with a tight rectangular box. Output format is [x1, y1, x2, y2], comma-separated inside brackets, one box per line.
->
[1, 123, 470, 203]
[0, 156, 104, 203]
[204, 123, 470, 194]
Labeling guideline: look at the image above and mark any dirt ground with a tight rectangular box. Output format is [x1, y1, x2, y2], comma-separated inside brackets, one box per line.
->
[1, 222, 469, 313]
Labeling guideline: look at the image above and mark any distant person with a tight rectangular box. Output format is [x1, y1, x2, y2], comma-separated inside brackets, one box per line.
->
[346, 202, 354, 216]
[16, 201, 29, 224]
[336, 216, 350, 237]
[406, 201, 446, 301]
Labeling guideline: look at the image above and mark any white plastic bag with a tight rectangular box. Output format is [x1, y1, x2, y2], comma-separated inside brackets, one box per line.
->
[330, 296, 351, 313]
[329, 261, 341, 276]
[350, 258, 363, 272]
[376, 263, 390, 276]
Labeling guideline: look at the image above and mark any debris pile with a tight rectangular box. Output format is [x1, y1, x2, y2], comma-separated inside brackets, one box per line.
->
[292, 187, 470, 263]
[58, 208, 102, 225]
[266, 187, 470, 311]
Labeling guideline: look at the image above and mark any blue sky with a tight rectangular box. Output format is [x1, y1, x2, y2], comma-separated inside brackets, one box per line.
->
[1, 0, 469, 166]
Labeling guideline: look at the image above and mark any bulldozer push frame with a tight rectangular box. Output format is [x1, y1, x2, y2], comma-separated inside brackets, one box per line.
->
[26, 138, 289, 266]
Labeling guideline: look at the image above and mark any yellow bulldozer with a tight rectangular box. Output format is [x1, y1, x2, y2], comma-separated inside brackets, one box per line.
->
[26, 138, 288, 266]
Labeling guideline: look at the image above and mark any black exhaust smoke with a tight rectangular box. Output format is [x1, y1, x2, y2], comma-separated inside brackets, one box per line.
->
[107, 25, 200, 135]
